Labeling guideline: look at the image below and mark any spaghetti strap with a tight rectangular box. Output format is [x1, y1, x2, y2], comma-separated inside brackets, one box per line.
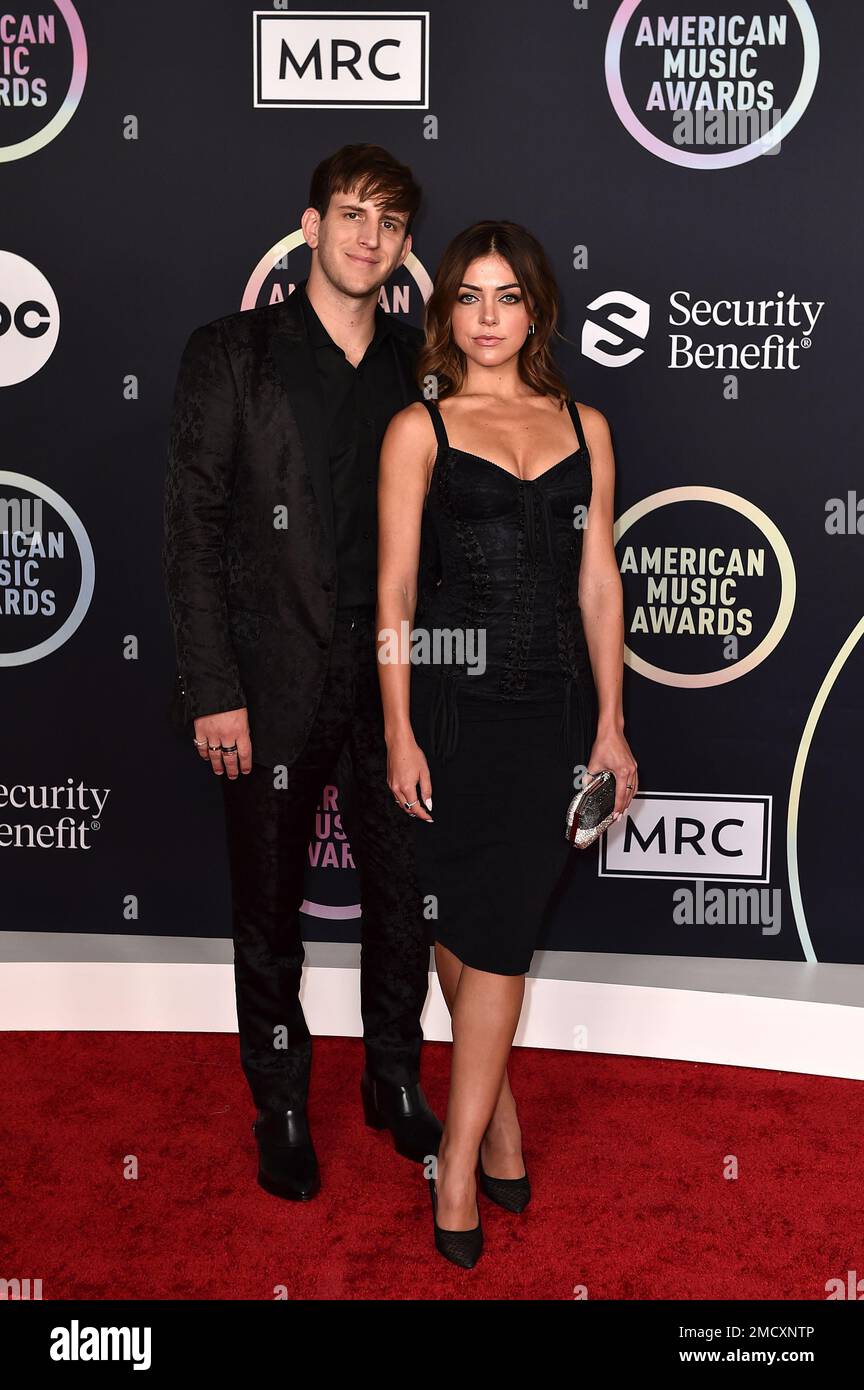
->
[424, 395, 585, 459]
[566, 398, 588, 453]
[420, 397, 450, 454]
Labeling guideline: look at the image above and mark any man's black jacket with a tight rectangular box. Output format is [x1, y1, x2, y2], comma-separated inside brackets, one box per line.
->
[162, 281, 425, 768]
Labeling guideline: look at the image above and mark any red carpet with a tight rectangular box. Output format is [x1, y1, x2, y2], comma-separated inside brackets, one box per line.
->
[1, 1032, 861, 1300]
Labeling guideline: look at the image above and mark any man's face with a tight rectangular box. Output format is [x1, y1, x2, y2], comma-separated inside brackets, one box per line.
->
[306, 185, 412, 298]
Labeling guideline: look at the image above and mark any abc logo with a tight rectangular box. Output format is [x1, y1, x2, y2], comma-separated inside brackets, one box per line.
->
[0, 250, 59, 387]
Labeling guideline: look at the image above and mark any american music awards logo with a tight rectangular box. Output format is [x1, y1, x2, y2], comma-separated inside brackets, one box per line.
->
[605, 0, 820, 167]
[0, 2, 88, 162]
[0, 476, 94, 665]
[614, 487, 795, 688]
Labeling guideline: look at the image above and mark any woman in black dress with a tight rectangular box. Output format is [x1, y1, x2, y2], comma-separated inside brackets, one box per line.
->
[377, 221, 637, 1267]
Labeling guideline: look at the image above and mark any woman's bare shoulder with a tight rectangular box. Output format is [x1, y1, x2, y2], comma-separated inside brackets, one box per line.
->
[572, 401, 611, 445]
[384, 399, 433, 439]
[381, 400, 437, 471]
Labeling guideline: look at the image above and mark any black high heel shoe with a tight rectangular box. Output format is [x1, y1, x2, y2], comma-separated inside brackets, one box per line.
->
[428, 1174, 483, 1268]
[478, 1155, 531, 1213]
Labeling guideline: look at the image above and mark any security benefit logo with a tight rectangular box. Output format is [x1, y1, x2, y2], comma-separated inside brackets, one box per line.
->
[0, 2, 88, 163]
[253, 9, 429, 109]
[0, 778, 109, 851]
[581, 287, 824, 373]
[0, 475, 94, 666]
[605, 1, 819, 167]
[615, 487, 794, 688]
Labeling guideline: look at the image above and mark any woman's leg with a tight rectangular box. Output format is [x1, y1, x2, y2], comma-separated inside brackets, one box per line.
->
[432, 940, 526, 1229]
[435, 942, 526, 1180]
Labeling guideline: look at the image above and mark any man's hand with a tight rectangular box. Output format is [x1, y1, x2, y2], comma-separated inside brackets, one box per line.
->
[193, 707, 253, 778]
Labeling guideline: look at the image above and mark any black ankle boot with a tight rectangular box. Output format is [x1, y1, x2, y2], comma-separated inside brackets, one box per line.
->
[428, 1174, 483, 1268]
[252, 1107, 320, 1201]
[360, 1069, 442, 1164]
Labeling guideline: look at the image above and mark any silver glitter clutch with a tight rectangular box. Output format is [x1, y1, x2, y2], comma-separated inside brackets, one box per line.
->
[565, 770, 617, 848]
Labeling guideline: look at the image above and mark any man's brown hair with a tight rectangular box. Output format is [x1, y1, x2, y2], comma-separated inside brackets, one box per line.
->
[307, 143, 422, 237]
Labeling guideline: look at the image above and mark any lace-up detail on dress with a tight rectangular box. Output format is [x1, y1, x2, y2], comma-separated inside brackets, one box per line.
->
[413, 396, 594, 769]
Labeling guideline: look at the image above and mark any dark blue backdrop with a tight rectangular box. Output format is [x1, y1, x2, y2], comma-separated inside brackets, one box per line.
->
[1, 1, 859, 966]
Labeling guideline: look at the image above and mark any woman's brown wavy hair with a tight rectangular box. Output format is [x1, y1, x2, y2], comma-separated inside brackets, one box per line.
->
[415, 221, 571, 406]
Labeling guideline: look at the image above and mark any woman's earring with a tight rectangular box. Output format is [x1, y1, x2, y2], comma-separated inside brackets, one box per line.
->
[528, 322, 536, 335]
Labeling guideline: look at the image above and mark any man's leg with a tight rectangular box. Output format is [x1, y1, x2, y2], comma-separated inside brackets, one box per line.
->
[221, 759, 326, 1111]
[343, 614, 431, 1088]
[220, 617, 357, 1113]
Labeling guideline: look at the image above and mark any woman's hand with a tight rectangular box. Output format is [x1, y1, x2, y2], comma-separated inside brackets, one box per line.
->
[386, 728, 434, 822]
[585, 728, 638, 820]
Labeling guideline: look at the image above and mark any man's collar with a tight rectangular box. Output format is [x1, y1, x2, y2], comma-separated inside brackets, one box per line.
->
[295, 277, 395, 352]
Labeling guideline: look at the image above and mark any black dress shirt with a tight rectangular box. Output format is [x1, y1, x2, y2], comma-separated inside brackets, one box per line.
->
[295, 279, 406, 609]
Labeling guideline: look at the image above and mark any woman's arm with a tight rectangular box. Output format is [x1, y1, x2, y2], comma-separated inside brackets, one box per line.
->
[376, 401, 436, 822]
[576, 406, 638, 816]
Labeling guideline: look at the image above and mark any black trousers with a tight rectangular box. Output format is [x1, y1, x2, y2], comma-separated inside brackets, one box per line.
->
[220, 605, 431, 1112]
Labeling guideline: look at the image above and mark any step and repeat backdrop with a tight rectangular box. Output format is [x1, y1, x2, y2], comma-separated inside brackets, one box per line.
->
[1, 2, 860, 969]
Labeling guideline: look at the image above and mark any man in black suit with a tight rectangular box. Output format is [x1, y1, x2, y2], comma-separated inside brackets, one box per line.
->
[162, 145, 441, 1200]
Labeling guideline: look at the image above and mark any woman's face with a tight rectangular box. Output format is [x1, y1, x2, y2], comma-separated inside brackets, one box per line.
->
[449, 254, 534, 368]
